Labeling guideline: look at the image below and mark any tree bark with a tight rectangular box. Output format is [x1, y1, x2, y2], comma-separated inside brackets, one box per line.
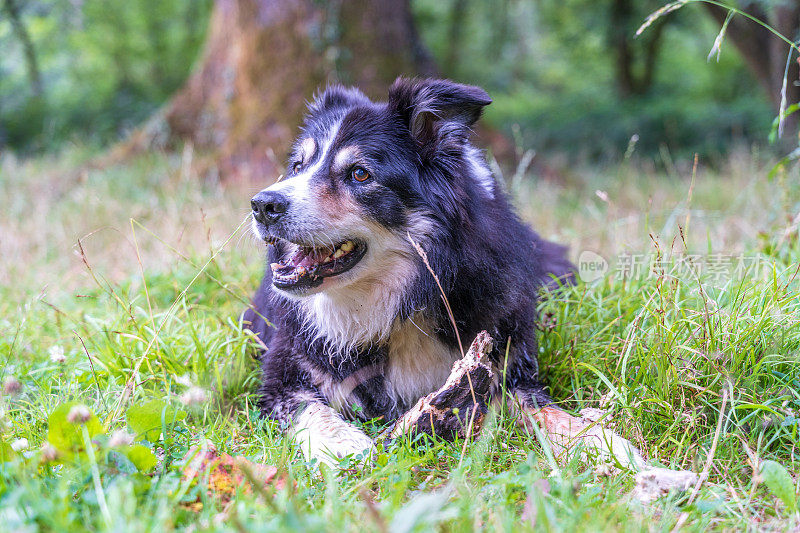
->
[609, 0, 667, 97]
[704, 2, 800, 138]
[163, 0, 436, 181]
[610, 0, 636, 97]
[3, 0, 44, 98]
[445, 0, 469, 77]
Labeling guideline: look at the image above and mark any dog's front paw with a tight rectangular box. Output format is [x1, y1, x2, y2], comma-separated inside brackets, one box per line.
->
[293, 403, 376, 468]
[304, 429, 375, 469]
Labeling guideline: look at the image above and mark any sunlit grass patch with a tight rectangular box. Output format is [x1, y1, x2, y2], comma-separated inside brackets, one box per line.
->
[1, 148, 799, 530]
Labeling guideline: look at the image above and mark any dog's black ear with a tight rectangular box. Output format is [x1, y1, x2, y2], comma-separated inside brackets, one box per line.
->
[308, 85, 370, 115]
[388, 78, 491, 148]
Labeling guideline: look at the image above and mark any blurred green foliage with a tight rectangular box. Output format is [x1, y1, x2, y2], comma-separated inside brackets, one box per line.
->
[414, 0, 773, 161]
[0, 0, 212, 152]
[0, 0, 776, 159]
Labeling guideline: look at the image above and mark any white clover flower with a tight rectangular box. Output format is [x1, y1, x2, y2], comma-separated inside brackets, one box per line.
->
[109, 430, 135, 447]
[180, 387, 209, 406]
[40, 443, 58, 462]
[49, 345, 66, 363]
[11, 438, 28, 452]
[2, 376, 21, 396]
[67, 404, 92, 424]
[175, 375, 194, 387]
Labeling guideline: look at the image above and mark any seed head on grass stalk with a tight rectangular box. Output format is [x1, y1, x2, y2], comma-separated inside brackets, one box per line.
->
[638, 1, 800, 137]
[707, 10, 733, 63]
[635, 1, 689, 37]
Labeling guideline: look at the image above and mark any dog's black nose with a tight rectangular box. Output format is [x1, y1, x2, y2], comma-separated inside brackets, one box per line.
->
[251, 191, 289, 225]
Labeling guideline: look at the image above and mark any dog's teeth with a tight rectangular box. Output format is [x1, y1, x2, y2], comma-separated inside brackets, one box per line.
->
[323, 256, 332, 263]
[270, 262, 280, 271]
[333, 249, 344, 259]
[341, 241, 354, 252]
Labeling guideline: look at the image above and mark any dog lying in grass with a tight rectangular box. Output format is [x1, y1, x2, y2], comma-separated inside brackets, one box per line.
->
[243, 78, 656, 471]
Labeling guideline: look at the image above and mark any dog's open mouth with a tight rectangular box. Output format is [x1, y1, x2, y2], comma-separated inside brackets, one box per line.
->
[268, 238, 367, 290]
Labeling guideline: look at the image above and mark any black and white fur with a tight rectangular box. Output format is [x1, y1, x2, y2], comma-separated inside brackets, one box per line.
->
[244, 78, 579, 466]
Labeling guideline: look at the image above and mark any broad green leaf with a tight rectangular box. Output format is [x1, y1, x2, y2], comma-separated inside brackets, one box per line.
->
[124, 445, 158, 472]
[0, 440, 17, 462]
[107, 449, 138, 474]
[46, 402, 104, 455]
[126, 399, 186, 441]
[760, 460, 798, 513]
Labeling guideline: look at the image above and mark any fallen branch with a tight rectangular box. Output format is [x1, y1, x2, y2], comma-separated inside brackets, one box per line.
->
[385, 331, 494, 441]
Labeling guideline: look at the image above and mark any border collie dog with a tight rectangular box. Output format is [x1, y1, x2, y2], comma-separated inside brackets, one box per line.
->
[244, 78, 644, 467]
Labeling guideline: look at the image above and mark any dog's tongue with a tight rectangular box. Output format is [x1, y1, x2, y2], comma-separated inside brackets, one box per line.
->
[290, 246, 333, 269]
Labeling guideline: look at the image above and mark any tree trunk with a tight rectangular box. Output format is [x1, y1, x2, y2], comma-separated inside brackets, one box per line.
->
[445, 0, 469, 77]
[3, 0, 44, 98]
[704, 2, 800, 139]
[609, 0, 667, 97]
[163, 0, 436, 181]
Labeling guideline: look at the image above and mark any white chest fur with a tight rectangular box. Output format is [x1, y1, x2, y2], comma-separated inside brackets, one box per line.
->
[384, 317, 460, 408]
[298, 239, 417, 356]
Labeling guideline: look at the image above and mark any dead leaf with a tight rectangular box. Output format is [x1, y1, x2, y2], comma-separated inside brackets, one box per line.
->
[181, 442, 283, 505]
[181, 501, 204, 513]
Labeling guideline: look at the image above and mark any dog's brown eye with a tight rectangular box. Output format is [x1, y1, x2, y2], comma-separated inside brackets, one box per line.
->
[292, 162, 302, 174]
[351, 166, 370, 182]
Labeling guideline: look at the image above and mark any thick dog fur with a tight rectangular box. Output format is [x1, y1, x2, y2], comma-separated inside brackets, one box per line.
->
[243, 78, 611, 467]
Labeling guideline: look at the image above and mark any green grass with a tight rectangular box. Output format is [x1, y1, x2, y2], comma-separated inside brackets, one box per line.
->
[1, 147, 799, 531]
